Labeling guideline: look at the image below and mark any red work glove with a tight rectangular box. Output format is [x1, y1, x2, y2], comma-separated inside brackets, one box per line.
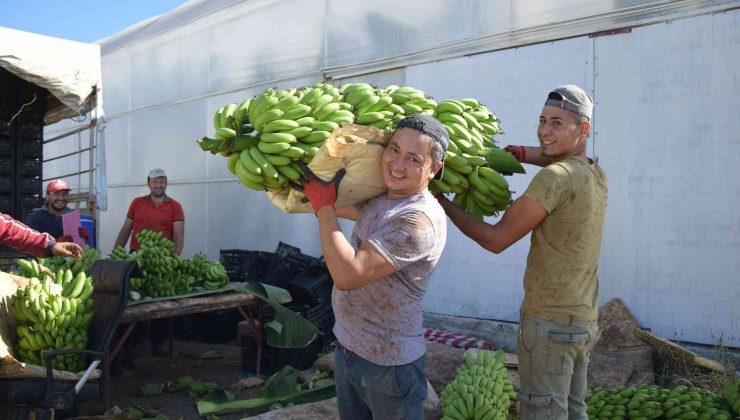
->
[291, 162, 346, 214]
[504, 145, 526, 163]
[57, 235, 74, 243]
[78, 227, 90, 240]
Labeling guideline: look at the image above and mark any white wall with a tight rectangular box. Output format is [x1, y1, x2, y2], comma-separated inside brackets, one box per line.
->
[89, 3, 739, 346]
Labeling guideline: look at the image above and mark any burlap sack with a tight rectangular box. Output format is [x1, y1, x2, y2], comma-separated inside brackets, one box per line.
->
[0, 271, 99, 380]
[268, 124, 391, 213]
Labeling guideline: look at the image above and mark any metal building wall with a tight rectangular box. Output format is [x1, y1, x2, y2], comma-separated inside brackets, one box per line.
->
[86, 0, 739, 346]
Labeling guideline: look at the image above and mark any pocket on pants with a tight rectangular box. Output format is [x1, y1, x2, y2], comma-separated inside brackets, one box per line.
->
[546, 330, 588, 375]
[392, 359, 426, 400]
[518, 392, 553, 419]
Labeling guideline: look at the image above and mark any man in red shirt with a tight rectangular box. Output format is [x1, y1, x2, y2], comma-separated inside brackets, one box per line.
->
[113, 168, 185, 255]
[1, 212, 82, 259]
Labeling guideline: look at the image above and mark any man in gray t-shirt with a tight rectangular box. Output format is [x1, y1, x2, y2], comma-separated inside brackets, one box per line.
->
[295, 114, 448, 420]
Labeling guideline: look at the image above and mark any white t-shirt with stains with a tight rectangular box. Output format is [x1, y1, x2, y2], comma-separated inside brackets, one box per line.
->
[332, 190, 447, 366]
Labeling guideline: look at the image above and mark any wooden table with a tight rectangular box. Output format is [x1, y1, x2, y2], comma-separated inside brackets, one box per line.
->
[110, 286, 279, 375]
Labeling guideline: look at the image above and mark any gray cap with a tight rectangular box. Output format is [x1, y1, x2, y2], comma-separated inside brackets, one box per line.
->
[395, 114, 449, 180]
[148, 168, 167, 179]
[545, 85, 593, 120]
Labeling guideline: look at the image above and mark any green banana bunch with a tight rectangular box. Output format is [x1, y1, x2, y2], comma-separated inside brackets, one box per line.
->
[9, 266, 95, 371]
[429, 98, 527, 220]
[21, 246, 102, 279]
[724, 379, 740, 417]
[440, 350, 515, 420]
[587, 383, 734, 420]
[199, 83, 527, 208]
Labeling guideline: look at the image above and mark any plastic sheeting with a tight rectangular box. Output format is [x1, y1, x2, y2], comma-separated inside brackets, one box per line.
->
[0, 27, 101, 125]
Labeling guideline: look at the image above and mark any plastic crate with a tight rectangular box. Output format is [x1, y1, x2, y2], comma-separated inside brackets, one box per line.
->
[0, 156, 10, 175]
[0, 178, 10, 192]
[219, 249, 275, 282]
[285, 266, 333, 307]
[239, 327, 322, 375]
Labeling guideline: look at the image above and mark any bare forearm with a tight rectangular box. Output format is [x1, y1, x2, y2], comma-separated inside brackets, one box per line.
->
[173, 235, 184, 256]
[522, 147, 551, 167]
[440, 200, 505, 254]
[316, 207, 359, 289]
[113, 228, 129, 248]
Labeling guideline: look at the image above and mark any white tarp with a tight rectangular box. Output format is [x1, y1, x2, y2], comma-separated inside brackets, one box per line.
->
[0, 26, 101, 125]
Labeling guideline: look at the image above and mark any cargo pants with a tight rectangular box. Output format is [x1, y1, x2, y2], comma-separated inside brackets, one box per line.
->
[517, 316, 599, 419]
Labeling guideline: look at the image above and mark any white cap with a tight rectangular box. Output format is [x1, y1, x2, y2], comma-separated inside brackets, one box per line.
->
[148, 168, 167, 179]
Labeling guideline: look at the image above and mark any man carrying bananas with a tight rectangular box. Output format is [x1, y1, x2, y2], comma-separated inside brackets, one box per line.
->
[437, 85, 607, 419]
[293, 114, 448, 420]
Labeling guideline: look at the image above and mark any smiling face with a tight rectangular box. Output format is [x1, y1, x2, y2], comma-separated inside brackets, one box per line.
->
[537, 105, 591, 162]
[148, 176, 167, 198]
[46, 190, 70, 213]
[381, 128, 442, 200]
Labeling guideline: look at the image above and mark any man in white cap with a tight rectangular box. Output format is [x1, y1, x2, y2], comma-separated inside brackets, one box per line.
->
[26, 179, 90, 243]
[113, 168, 184, 255]
[437, 85, 607, 419]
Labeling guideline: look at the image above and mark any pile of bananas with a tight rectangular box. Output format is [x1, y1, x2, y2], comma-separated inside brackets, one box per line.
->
[440, 350, 516, 420]
[199, 82, 524, 217]
[587, 384, 734, 419]
[23, 246, 101, 277]
[9, 267, 94, 371]
[110, 230, 229, 299]
[723, 379, 740, 417]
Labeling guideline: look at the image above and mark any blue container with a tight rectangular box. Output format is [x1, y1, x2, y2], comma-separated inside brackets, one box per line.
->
[80, 215, 95, 248]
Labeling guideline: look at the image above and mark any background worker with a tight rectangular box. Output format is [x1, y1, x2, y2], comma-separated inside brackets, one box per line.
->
[112, 168, 184, 357]
[113, 168, 184, 255]
[437, 85, 607, 419]
[1, 212, 82, 259]
[295, 114, 448, 420]
[25, 179, 90, 244]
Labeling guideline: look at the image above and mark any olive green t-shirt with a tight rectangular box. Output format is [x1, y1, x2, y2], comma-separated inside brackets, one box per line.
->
[521, 156, 607, 322]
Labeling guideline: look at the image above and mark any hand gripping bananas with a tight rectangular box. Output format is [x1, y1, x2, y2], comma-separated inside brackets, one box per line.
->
[9, 266, 95, 372]
[440, 350, 516, 420]
[198, 83, 525, 212]
[109, 229, 229, 299]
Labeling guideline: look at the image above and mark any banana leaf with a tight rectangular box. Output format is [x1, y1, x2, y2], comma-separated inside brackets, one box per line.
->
[196, 365, 336, 415]
[239, 282, 320, 348]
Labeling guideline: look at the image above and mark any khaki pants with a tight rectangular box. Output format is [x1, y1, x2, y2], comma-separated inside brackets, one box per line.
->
[517, 316, 599, 420]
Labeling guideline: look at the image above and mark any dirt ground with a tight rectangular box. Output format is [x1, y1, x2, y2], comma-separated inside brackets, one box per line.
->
[76, 339, 280, 419]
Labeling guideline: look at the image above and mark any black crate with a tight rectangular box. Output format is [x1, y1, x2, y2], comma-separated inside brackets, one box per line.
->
[18, 158, 41, 177]
[220, 249, 275, 282]
[0, 139, 10, 155]
[0, 178, 10, 192]
[0, 156, 10, 175]
[285, 266, 333, 307]
[274, 241, 301, 259]
[262, 253, 319, 288]
[240, 331, 322, 375]
[17, 176, 41, 194]
[0, 194, 11, 212]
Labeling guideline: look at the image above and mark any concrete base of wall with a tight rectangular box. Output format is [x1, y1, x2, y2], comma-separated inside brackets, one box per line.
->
[423, 312, 518, 352]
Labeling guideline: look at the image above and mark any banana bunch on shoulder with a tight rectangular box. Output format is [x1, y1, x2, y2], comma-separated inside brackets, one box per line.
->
[9, 267, 95, 371]
[440, 350, 515, 420]
[429, 98, 525, 220]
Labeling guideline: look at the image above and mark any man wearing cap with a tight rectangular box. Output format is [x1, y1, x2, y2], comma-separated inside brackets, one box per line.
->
[26, 179, 90, 243]
[114, 168, 184, 255]
[438, 85, 607, 419]
[295, 114, 448, 420]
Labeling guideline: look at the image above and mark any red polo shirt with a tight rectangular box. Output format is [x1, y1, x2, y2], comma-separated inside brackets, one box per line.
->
[126, 195, 184, 250]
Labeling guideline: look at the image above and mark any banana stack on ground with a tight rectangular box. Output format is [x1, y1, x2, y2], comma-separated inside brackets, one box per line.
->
[199, 82, 525, 217]
[440, 350, 516, 420]
[9, 267, 94, 371]
[723, 379, 740, 417]
[587, 384, 734, 419]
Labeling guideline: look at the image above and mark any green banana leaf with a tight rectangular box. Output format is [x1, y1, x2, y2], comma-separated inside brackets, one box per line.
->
[196, 365, 336, 415]
[239, 282, 320, 348]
